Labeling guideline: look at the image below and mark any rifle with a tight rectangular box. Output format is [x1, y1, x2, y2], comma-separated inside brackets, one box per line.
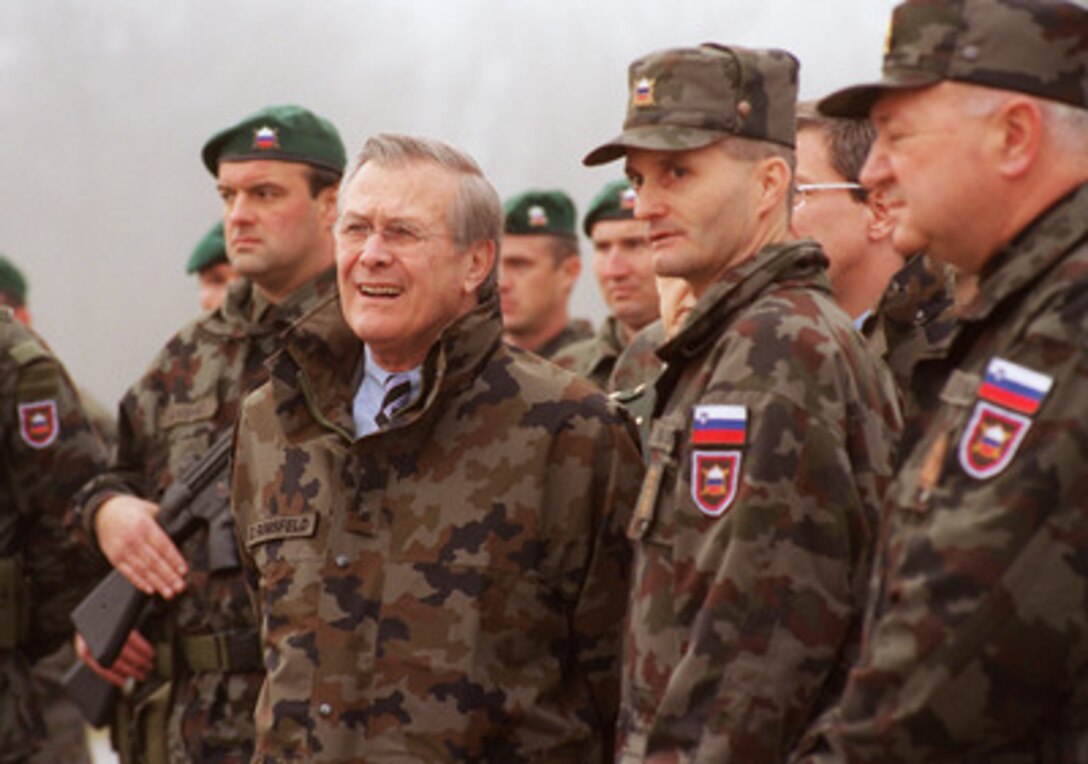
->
[62, 429, 235, 723]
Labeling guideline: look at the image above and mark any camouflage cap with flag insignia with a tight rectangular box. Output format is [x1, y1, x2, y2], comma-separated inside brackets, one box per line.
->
[185, 221, 227, 274]
[583, 43, 800, 166]
[503, 189, 578, 238]
[819, 0, 1088, 118]
[583, 179, 639, 237]
[201, 104, 347, 176]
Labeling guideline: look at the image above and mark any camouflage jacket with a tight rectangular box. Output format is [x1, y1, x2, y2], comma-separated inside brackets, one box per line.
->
[621, 240, 902, 763]
[533, 317, 593, 360]
[791, 182, 1088, 763]
[73, 270, 337, 764]
[862, 253, 957, 408]
[230, 293, 642, 763]
[608, 319, 666, 453]
[0, 310, 108, 763]
[551, 315, 627, 390]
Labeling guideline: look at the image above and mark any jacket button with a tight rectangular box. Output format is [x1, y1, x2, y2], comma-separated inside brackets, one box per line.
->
[335, 554, 349, 568]
[318, 703, 332, 717]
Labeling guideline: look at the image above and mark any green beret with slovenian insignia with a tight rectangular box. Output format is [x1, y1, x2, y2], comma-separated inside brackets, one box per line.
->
[503, 189, 578, 238]
[201, 104, 346, 176]
[583, 179, 638, 237]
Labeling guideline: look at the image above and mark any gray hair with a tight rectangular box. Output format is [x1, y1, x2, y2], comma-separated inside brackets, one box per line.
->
[340, 133, 503, 298]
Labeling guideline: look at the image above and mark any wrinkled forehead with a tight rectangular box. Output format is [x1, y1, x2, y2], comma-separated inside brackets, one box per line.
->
[343, 159, 459, 222]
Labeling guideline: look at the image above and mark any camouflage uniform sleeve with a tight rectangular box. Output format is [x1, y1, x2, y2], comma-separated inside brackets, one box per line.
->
[554, 400, 643, 741]
[645, 388, 876, 762]
[792, 343, 1088, 762]
[4, 343, 110, 659]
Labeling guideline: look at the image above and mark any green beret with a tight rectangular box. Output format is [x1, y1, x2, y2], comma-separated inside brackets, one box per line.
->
[585, 44, 799, 166]
[0, 255, 27, 306]
[820, 0, 1088, 117]
[583, 179, 638, 237]
[201, 104, 346, 176]
[186, 221, 228, 275]
[504, 190, 577, 237]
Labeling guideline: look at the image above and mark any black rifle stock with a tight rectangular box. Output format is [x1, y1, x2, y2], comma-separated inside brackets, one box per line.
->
[61, 659, 120, 728]
[69, 431, 234, 667]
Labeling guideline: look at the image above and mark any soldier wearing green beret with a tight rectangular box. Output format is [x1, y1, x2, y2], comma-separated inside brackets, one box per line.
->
[552, 180, 660, 390]
[585, 43, 903, 761]
[185, 221, 239, 312]
[788, 1, 1088, 761]
[499, 189, 593, 358]
[72, 104, 345, 764]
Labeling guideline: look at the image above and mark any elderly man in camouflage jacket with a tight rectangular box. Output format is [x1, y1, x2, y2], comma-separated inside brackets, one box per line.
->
[230, 133, 642, 762]
[584, 44, 903, 761]
[0, 308, 109, 763]
[71, 104, 345, 764]
[790, 1, 1088, 761]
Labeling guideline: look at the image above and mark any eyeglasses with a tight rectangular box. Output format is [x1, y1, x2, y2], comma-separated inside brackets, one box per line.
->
[792, 182, 866, 209]
[337, 218, 448, 253]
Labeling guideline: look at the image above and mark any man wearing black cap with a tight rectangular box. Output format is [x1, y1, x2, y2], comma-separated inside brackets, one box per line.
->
[789, 1, 1088, 761]
[71, 104, 344, 764]
[585, 44, 902, 762]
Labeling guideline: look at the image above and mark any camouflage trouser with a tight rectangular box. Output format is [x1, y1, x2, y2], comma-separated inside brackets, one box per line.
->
[28, 642, 92, 764]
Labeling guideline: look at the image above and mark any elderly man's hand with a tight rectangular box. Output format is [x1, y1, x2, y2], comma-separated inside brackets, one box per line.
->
[94, 495, 188, 598]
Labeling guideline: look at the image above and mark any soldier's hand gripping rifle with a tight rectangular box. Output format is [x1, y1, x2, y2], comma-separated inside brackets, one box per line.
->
[63, 430, 235, 724]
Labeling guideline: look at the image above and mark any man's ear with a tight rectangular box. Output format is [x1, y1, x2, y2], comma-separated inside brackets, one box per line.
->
[756, 155, 792, 216]
[865, 186, 896, 242]
[559, 253, 581, 297]
[992, 96, 1043, 180]
[463, 239, 497, 295]
[318, 186, 339, 227]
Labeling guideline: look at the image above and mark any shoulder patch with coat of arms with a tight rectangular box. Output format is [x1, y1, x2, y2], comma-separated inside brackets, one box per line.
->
[19, 399, 59, 449]
[690, 405, 746, 516]
[958, 358, 1052, 480]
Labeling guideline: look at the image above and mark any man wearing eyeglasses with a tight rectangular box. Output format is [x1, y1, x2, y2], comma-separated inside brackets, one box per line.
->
[584, 44, 902, 762]
[790, 103, 956, 396]
[229, 133, 642, 761]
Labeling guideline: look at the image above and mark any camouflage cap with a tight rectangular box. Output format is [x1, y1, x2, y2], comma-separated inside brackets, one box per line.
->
[583, 43, 800, 166]
[820, 0, 1088, 118]
[201, 104, 346, 176]
[185, 221, 227, 274]
[0, 255, 27, 305]
[583, 179, 638, 237]
[504, 189, 578, 238]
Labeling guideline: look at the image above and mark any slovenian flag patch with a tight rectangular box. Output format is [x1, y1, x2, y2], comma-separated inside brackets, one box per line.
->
[978, 358, 1053, 416]
[691, 404, 747, 446]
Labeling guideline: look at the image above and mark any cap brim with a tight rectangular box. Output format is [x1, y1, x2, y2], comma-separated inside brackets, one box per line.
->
[583, 125, 728, 166]
[818, 70, 943, 118]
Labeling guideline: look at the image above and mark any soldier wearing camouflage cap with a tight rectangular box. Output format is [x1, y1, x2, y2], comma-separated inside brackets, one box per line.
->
[499, 189, 593, 358]
[789, 1, 1088, 761]
[585, 43, 903, 761]
[230, 133, 642, 761]
[0, 308, 110, 763]
[72, 104, 345, 764]
[185, 221, 239, 312]
[552, 179, 660, 390]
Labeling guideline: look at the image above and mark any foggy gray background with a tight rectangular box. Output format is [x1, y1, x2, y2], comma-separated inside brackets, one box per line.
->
[1, 1, 898, 409]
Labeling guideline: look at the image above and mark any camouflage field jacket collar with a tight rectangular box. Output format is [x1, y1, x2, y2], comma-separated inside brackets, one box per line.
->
[268, 293, 504, 443]
[958, 181, 1088, 329]
[657, 238, 831, 366]
[202, 267, 338, 339]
